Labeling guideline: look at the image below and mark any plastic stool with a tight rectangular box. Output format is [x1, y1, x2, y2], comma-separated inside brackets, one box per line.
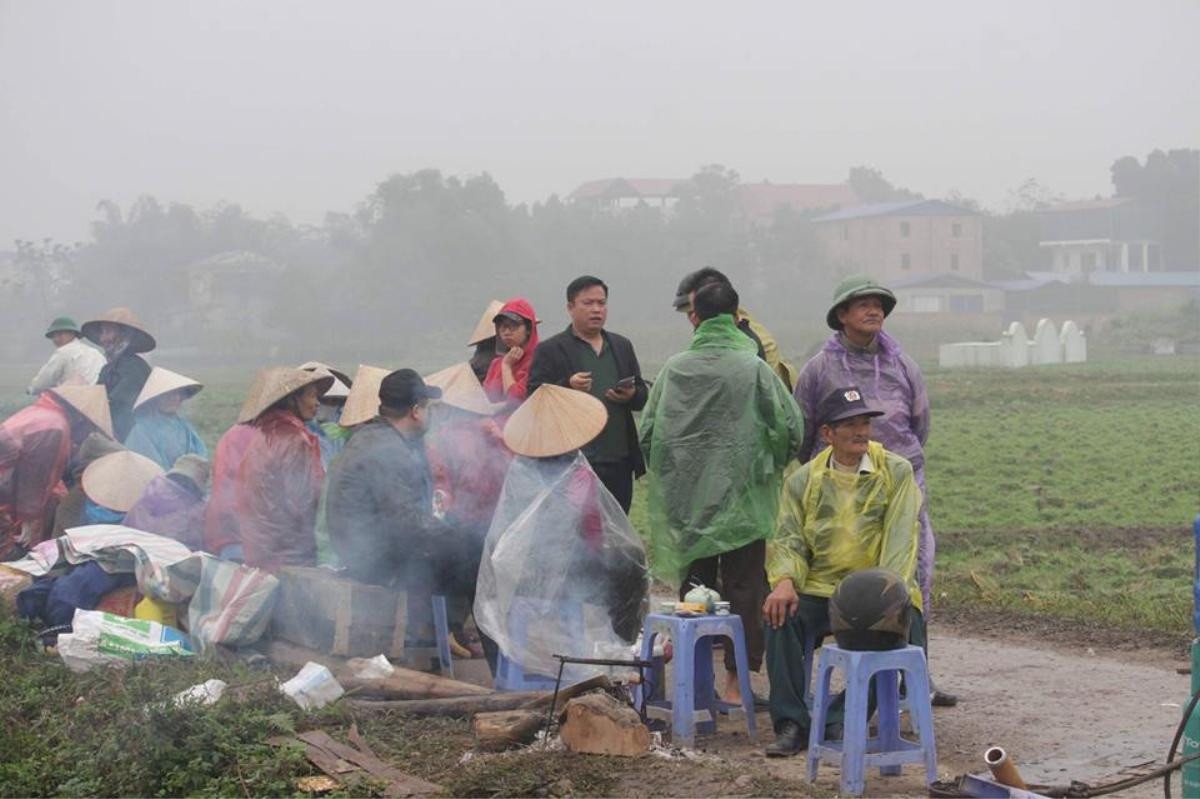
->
[806, 643, 937, 797]
[635, 613, 756, 748]
[430, 594, 453, 679]
[493, 598, 584, 692]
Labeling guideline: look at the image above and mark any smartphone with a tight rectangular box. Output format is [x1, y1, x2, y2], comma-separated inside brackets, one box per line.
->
[616, 376, 636, 389]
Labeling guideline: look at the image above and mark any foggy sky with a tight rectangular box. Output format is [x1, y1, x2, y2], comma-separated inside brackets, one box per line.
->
[2, 0, 1197, 246]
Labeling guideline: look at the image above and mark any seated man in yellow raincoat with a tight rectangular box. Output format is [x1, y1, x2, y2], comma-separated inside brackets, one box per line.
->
[762, 386, 924, 757]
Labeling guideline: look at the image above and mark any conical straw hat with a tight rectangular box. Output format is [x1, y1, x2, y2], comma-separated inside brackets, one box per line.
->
[424, 362, 504, 416]
[503, 384, 607, 458]
[339, 364, 391, 427]
[297, 361, 352, 388]
[82, 450, 164, 512]
[81, 307, 156, 353]
[48, 385, 114, 438]
[239, 367, 334, 424]
[133, 367, 203, 412]
[467, 300, 505, 346]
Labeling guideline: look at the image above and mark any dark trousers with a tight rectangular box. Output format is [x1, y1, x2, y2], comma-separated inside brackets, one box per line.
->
[590, 458, 634, 513]
[765, 593, 927, 734]
[679, 539, 768, 672]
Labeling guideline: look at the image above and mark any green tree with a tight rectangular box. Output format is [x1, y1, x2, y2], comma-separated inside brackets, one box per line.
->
[1111, 149, 1199, 270]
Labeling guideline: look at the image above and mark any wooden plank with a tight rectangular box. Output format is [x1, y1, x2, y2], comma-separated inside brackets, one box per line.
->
[297, 730, 442, 797]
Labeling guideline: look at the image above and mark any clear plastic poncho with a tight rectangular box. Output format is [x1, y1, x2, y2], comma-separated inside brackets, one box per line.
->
[766, 441, 923, 611]
[473, 451, 648, 680]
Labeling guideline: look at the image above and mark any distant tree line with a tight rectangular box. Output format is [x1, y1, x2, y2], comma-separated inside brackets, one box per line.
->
[6, 150, 1194, 363]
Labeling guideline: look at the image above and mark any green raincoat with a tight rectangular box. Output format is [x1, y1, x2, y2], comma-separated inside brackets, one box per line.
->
[640, 314, 803, 583]
[766, 440, 923, 611]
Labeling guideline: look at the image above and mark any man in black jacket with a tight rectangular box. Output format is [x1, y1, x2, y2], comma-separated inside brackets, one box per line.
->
[326, 369, 480, 593]
[527, 276, 647, 512]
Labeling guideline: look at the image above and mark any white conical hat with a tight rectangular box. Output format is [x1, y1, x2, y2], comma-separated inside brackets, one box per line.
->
[297, 361, 352, 388]
[237, 367, 334, 424]
[82, 450, 165, 512]
[424, 362, 504, 417]
[133, 367, 203, 412]
[467, 300, 505, 346]
[502, 384, 607, 458]
[48, 385, 114, 438]
[338, 364, 392, 427]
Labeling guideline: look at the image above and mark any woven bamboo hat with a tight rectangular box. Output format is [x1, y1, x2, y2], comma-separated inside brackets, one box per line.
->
[167, 454, 212, 493]
[82, 450, 164, 512]
[133, 367, 203, 412]
[238, 366, 334, 424]
[297, 361, 352, 388]
[467, 300, 505, 346]
[338, 364, 391, 427]
[298, 361, 351, 403]
[503, 384, 607, 458]
[424, 362, 504, 417]
[48, 385, 114, 438]
[81, 307, 156, 353]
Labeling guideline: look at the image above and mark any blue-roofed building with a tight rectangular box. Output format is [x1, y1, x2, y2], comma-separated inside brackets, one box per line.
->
[812, 199, 983, 283]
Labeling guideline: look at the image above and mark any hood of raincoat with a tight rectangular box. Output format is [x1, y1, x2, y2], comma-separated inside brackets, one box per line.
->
[482, 298, 540, 404]
[767, 440, 923, 611]
[639, 314, 804, 583]
[474, 451, 648, 681]
[794, 330, 928, 465]
[123, 473, 206, 551]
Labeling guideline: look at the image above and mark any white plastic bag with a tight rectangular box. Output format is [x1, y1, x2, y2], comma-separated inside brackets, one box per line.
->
[173, 679, 228, 708]
[280, 662, 344, 710]
[58, 609, 194, 673]
[348, 654, 395, 680]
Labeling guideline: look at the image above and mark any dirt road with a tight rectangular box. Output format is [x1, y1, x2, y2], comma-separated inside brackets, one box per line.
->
[654, 623, 1192, 797]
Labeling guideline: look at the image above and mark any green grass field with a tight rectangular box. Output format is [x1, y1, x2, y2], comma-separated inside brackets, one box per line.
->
[2, 355, 1198, 636]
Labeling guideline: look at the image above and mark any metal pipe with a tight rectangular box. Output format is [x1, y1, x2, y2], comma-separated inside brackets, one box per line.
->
[985, 746, 1028, 790]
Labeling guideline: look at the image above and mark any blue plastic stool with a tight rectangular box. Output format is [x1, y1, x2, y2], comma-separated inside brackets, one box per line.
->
[807, 643, 937, 797]
[635, 613, 757, 748]
[494, 598, 584, 692]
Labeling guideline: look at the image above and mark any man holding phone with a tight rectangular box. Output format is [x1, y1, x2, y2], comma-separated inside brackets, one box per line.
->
[527, 275, 648, 512]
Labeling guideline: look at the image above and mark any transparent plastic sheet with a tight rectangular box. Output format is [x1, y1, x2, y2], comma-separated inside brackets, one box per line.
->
[766, 441, 924, 611]
[474, 452, 648, 681]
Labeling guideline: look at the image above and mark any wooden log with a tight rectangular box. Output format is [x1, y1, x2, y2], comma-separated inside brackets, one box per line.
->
[350, 691, 550, 716]
[264, 639, 490, 699]
[559, 693, 650, 757]
[473, 709, 544, 751]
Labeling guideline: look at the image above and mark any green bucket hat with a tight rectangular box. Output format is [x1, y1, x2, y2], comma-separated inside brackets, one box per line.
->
[826, 275, 897, 330]
[45, 316, 82, 338]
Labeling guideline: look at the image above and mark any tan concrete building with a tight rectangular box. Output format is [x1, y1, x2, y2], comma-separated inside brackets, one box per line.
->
[812, 200, 983, 282]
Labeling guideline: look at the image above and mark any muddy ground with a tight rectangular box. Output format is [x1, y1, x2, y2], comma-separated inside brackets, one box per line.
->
[448, 611, 1191, 797]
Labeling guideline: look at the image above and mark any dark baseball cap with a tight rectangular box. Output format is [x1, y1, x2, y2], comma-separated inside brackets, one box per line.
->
[378, 369, 442, 411]
[493, 310, 526, 325]
[817, 386, 884, 427]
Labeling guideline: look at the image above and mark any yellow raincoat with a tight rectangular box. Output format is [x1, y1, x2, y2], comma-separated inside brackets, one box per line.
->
[766, 441, 923, 611]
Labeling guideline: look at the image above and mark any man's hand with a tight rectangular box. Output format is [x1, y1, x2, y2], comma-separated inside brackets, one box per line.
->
[502, 346, 524, 365]
[763, 578, 800, 629]
[604, 384, 636, 404]
[568, 371, 593, 392]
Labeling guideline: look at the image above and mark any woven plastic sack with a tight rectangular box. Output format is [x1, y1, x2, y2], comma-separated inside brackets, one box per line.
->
[58, 609, 193, 673]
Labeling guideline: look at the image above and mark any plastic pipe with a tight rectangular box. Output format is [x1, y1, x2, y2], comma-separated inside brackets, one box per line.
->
[984, 747, 1028, 790]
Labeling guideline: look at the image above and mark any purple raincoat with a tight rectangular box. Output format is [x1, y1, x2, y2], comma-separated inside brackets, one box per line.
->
[123, 474, 207, 551]
[794, 330, 935, 611]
